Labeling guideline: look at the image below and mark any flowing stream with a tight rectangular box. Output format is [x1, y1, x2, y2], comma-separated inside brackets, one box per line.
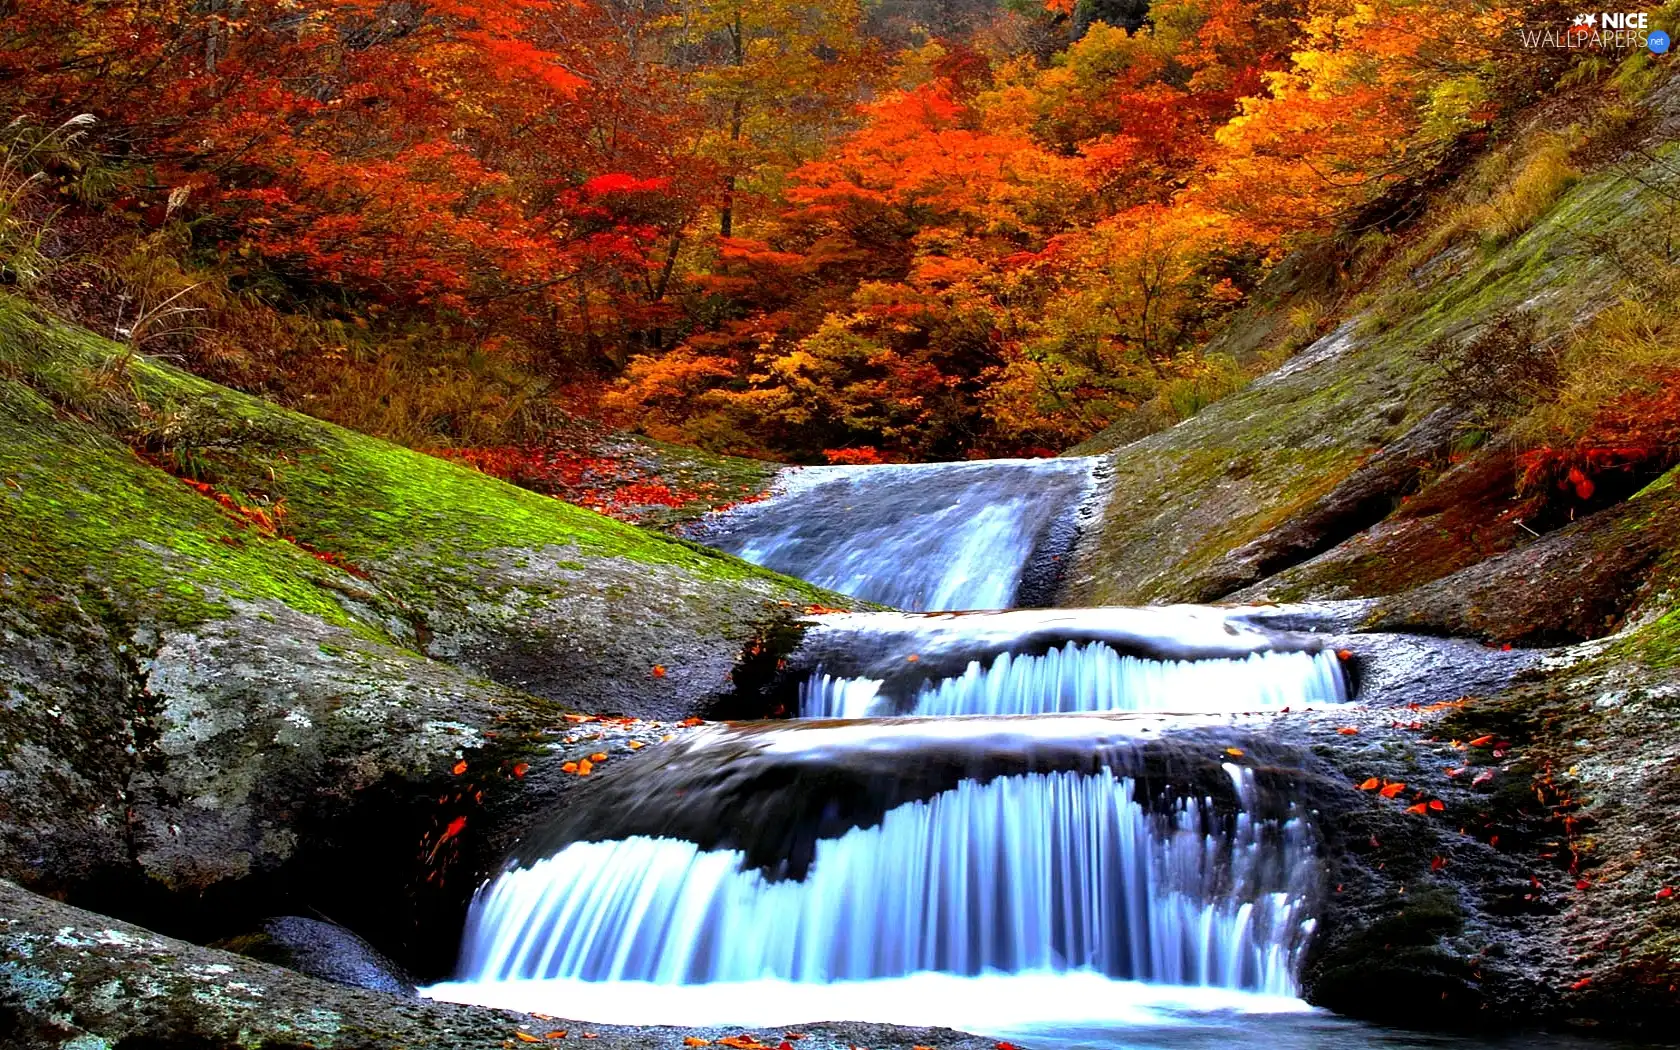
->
[690, 457, 1099, 610]
[425, 458, 1613, 1047]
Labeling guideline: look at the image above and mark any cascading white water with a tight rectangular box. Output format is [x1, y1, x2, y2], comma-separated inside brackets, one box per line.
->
[450, 767, 1315, 995]
[694, 458, 1097, 611]
[431, 456, 1355, 1034]
[799, 643, 1348, 719]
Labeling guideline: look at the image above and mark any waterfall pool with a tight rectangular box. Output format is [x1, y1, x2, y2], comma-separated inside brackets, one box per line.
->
[423, 970, 1312, 1029]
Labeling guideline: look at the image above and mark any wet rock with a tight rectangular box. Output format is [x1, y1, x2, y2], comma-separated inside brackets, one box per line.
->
[688, 458, 1099, 611]
[0, 304, 844, 976]
[1175, 408, 1462, 602]
[511, 716, 1325, 879]
[226, 915, 417, 995]
[1228, 446, 1529, 604]
[779, 606, 1328, 709]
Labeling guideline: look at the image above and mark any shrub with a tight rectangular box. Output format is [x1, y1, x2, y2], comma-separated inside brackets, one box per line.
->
[1415, 311, 1559, 426]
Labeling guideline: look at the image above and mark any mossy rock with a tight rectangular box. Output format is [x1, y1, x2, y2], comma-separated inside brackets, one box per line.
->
[0, 294, 854, 718]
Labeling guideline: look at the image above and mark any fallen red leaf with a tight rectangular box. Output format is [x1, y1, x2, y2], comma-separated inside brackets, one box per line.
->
[1469, 735, 1495, 747]
[515, 1033, 541, 1043]
[1431, 856, 1447, 871]
[576, 758, 594, 776]
[1571, 977, 1592, 991]
[1406, 802, 1429, 814]
[512, 762, 529, 778]
[1336, 727, 1359, 736]
[683, 1040, 711, 1047]
[1576, 880, 1591, 890]
[1657, 887, 1674, 900]
[680, 717, 704, 727]
[451, 760, 468, 775]
[1358, 778, 1381, 791]
[1380, 782, 1407, 798]
[652, 665, 667, 678]
[1429, 800, 1445, 811]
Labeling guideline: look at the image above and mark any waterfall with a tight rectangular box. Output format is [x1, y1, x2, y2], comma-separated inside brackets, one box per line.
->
[694, 458, 1097, 611]
[799, 644, 1348, 718]
[433, 456, 1350, 1034]
[454, 767, 1315, 995]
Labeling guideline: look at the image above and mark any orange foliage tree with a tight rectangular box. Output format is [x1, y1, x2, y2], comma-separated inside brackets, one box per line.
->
[4, 0, 721, 364]
[7, 0, 1560, 464]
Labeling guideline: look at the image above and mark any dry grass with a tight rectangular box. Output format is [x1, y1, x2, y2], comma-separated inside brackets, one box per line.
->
[1514, 280, 1680, 448]
[41, 208, 570, 451]
[1468, 132, 1580, 245]
[284, 334, 561, 449]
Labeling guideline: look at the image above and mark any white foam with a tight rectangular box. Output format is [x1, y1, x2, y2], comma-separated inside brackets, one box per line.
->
[423, 969, 1313, 1030]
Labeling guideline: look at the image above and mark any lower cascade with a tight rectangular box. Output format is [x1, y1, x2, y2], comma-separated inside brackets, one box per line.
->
[799, 643, 1349, 718]
[451, 767, 1316, 996]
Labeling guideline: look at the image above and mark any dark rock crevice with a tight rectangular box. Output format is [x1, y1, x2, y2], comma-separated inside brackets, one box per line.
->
[1179, 408, 1463, 602]
[1365, 468, 1680, 646]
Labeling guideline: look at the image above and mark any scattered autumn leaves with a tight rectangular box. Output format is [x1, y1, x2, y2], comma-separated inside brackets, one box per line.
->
[440, 447, 768, 525]
[681, 1035, 804, 1049]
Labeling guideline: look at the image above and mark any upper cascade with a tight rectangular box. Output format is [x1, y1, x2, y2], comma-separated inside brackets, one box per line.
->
[800, 643, 1348, 718]
[693, 458, 1099, 611]
[451, 765, 1316, 995]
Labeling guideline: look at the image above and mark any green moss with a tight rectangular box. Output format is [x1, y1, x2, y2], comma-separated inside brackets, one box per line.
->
[0, 379, 366, 632]
[0, 295, 842, 614]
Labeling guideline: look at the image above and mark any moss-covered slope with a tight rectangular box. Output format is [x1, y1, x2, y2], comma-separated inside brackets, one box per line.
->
[0, 295, 845, 712]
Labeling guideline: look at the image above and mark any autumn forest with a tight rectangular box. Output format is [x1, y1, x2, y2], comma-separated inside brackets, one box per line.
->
[3, 0, 1666, 466]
